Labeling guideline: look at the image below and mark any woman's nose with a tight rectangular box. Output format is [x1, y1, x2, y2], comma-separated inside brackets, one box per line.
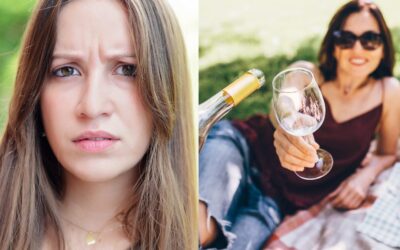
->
[352, 39, 365, 52]
[75, 74, 114, 119]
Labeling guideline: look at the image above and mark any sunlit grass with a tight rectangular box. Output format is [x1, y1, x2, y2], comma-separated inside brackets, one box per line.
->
[200, 0, 400, 69]
[200, 0, 400, 119]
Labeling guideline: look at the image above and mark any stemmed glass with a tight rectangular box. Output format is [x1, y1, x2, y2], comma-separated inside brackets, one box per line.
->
[272, 68, 333, 180]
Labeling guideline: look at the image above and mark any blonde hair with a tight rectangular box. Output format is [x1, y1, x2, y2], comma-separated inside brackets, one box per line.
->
[0, 0, 197, 249]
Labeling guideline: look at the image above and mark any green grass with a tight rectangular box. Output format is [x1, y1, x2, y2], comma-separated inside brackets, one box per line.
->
[199, 37, 321, 119]
[200, 0, 400, 119]
[200, 0, 400, 67]
[0, 0, 35, 127]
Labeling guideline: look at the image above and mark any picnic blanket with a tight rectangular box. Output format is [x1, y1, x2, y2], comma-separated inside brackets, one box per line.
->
[263, 163, 400, 250]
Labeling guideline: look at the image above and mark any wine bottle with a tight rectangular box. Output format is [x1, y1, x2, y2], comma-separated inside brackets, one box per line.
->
[199, 69, 265, 150]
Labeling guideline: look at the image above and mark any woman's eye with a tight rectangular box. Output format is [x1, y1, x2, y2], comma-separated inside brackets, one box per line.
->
[52, 66, 80, 77]
[115, 64, 137, 77]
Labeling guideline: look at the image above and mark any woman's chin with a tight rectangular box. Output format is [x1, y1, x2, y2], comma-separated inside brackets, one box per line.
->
[63, 161, 137, 183]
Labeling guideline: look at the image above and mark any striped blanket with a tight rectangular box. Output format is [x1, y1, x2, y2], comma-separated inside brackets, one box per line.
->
[263, 163, 400, 250]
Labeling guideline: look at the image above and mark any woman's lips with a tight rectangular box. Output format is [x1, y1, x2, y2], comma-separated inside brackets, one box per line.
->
[72, 131, 120, 152]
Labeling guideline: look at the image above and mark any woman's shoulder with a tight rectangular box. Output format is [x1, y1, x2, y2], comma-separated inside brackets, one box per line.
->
[381, 76, 400, 89]
[381, 76, 400, 100]
[380, 76, 400, 114]
[289, 60, 324, 85]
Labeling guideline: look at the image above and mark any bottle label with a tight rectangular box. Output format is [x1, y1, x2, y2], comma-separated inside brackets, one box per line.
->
[222, 72, 262, 106]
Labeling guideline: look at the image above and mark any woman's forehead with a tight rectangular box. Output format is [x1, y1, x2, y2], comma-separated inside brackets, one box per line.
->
[55, 0, 135, 55]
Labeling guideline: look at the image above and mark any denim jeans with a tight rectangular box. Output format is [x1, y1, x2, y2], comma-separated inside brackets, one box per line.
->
[199, 120, 282, 250]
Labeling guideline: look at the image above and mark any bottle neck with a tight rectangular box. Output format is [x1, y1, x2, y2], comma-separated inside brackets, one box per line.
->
[223, 70, 264, 105]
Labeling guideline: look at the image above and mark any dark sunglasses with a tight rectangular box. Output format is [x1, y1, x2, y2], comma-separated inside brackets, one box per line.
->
[333, 30, 383, 51]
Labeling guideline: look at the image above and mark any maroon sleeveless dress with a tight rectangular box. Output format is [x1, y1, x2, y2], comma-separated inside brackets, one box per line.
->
[232, 97, 382, 215]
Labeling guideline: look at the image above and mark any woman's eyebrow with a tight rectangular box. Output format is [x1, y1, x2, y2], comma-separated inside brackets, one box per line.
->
[52, 52, 85, 61]
[105, 53, 137, 60]
[51, 52, 137, 62]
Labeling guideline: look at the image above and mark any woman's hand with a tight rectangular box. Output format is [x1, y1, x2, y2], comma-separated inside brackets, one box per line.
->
[328, 168, 374, 210]
[328, 152, 396, 210]
[273, 126, 319, 172]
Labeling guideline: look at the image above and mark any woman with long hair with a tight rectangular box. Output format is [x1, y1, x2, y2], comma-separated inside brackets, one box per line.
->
[199, 1, 400, 249]
[0, 0, 196, 249]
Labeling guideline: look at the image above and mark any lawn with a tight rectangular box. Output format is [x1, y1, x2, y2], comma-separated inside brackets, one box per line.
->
[200, 0, 400, 119]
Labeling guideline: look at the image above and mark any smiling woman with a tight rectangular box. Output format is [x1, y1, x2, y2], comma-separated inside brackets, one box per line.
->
[198, 1, 400, 249]
[0, 0, 196, 249]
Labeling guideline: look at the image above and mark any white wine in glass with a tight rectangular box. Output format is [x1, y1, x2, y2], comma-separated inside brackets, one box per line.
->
[272, 67, 333, 180]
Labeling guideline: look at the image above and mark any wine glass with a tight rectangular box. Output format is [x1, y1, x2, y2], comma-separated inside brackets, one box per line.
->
[272, 67, 333, 180]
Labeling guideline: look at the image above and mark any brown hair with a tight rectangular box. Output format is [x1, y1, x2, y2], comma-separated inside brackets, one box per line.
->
[318, 0, 394, 81]
[0, 0, 196, 249]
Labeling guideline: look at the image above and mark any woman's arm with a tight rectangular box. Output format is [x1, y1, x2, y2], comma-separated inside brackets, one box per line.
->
[362, 77, 400, 176]
[329, 77, 400, 209]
